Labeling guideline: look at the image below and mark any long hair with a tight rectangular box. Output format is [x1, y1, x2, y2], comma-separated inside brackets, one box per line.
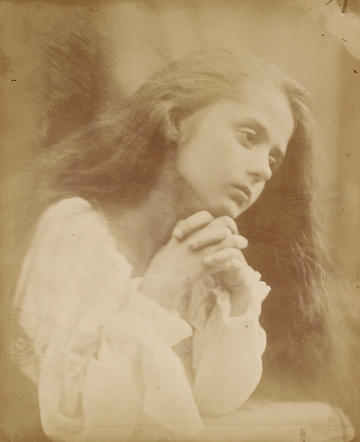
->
[2, 49, 358, 428]
[16, 50, 318, 206]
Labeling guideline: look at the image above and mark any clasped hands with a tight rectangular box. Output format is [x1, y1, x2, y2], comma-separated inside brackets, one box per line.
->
[140, 211, 257, 315]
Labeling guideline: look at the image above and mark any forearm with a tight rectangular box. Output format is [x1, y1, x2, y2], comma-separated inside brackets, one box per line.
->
[192, 281, 269, 416]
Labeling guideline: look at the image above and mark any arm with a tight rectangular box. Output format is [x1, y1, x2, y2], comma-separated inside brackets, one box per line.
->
[172, 216, 270, 416]
[12, 198, 202, 441]
[191, 270, 270, 416]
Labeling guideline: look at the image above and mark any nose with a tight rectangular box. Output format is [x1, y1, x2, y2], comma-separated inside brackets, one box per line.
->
[247, 151, 272, 183]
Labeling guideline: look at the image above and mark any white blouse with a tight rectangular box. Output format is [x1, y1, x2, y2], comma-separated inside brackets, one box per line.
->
[11, 197, 270, 441]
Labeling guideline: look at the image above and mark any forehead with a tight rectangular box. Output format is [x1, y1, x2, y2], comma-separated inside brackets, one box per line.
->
[199, 79, 295, 151]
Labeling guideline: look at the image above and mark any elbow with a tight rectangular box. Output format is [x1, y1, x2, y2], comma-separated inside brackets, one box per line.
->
[193, 360, 263, 417]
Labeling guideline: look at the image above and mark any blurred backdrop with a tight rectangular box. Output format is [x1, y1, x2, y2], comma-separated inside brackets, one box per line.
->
[0, 0, 359, 283]
[0, 0, 359, 439]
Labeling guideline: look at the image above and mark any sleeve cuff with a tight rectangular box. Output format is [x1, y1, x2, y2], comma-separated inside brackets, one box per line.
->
[213, 266, 271, 320]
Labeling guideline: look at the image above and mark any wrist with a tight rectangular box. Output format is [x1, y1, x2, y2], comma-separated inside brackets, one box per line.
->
[139, 271, 188, 311]
[139, 275, 174, 310]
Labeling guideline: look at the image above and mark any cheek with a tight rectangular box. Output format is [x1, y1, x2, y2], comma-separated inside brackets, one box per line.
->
[176, 140, 204, 180]
[252, 183, 266, 203]
[177, 129, 219, 177]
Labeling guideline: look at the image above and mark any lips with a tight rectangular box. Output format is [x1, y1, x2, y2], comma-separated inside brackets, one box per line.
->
[233, 184, 252, 200]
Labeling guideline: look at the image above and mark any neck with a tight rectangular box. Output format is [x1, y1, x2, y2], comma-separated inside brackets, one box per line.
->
[104, 174, 183, 276]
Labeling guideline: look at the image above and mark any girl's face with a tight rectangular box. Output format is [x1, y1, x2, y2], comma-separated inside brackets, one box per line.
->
[175, 79, 294, 219]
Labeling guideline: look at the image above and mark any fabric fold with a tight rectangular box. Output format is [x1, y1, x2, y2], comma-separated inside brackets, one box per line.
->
[10, 197, 272, 441]
[126, 277, 193, 347]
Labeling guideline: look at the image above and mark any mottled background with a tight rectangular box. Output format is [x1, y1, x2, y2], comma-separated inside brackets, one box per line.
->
[0, 0, 359, 439]
[1, 0, 359, 280]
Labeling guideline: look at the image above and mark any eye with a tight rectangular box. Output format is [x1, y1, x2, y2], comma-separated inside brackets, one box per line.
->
[237, 128, 258, 147]
[269, 156, 278, 172]
[268, 152, 284, 173]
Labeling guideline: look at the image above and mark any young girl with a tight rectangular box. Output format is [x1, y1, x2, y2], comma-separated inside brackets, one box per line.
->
[8, 50, 355, 441]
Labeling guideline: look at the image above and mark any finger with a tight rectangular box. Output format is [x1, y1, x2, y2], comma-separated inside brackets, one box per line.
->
[210, 216, 238, 235]
[203, 234, 248, 256]
[172, 211, 214, 241]
[187, 227, 231, 250]
[206, 257, 245, 274]
[203, 248, 247, 267]
[228, 234, 248, 249]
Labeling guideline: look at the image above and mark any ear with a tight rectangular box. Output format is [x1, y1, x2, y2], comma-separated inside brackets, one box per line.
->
[161, 103, 182, 143]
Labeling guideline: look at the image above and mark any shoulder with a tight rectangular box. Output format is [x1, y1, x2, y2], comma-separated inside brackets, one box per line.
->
[15, 198, 133, 329]
[30, 197, 132, 274]
[34, 197, 116, 247]
[37, 197, 105, 236]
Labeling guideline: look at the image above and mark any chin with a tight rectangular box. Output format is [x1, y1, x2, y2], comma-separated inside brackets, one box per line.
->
[187, 197, 244, 219]
[209, 202, 243, 220]
[229, 199, 249, 218]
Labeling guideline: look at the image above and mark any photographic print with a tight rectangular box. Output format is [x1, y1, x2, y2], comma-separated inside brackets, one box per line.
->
[0, 1, 359, 441]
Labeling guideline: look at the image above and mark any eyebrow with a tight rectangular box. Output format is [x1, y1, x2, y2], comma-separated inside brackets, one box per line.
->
[232, 118, 287, 161]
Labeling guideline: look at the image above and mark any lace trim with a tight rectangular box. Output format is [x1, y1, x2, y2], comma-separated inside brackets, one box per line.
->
[187, 269, 270, 332]
[10, 309, 99, 381]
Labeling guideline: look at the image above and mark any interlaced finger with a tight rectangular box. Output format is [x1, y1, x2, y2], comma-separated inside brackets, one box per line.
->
[203, 247, 247, 267]
[172, 211, 214, 240]
[187, 227, 231, 251]
[205, 256, 245, 274]
[209, 216, 238, 235]
[200, 233, 248, 255]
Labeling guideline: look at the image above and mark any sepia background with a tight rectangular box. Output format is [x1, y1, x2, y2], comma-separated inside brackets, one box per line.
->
[0, 0, 359, 439]
[1, 0, 359, 280]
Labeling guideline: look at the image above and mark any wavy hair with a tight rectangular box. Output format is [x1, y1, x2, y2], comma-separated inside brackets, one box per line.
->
[26, 50, 316, 207]
[3, 49, 358, 427]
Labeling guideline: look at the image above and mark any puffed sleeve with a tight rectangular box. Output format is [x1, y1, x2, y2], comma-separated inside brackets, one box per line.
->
[11, 198, 203, 442]
[188, 272, 270, 417]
